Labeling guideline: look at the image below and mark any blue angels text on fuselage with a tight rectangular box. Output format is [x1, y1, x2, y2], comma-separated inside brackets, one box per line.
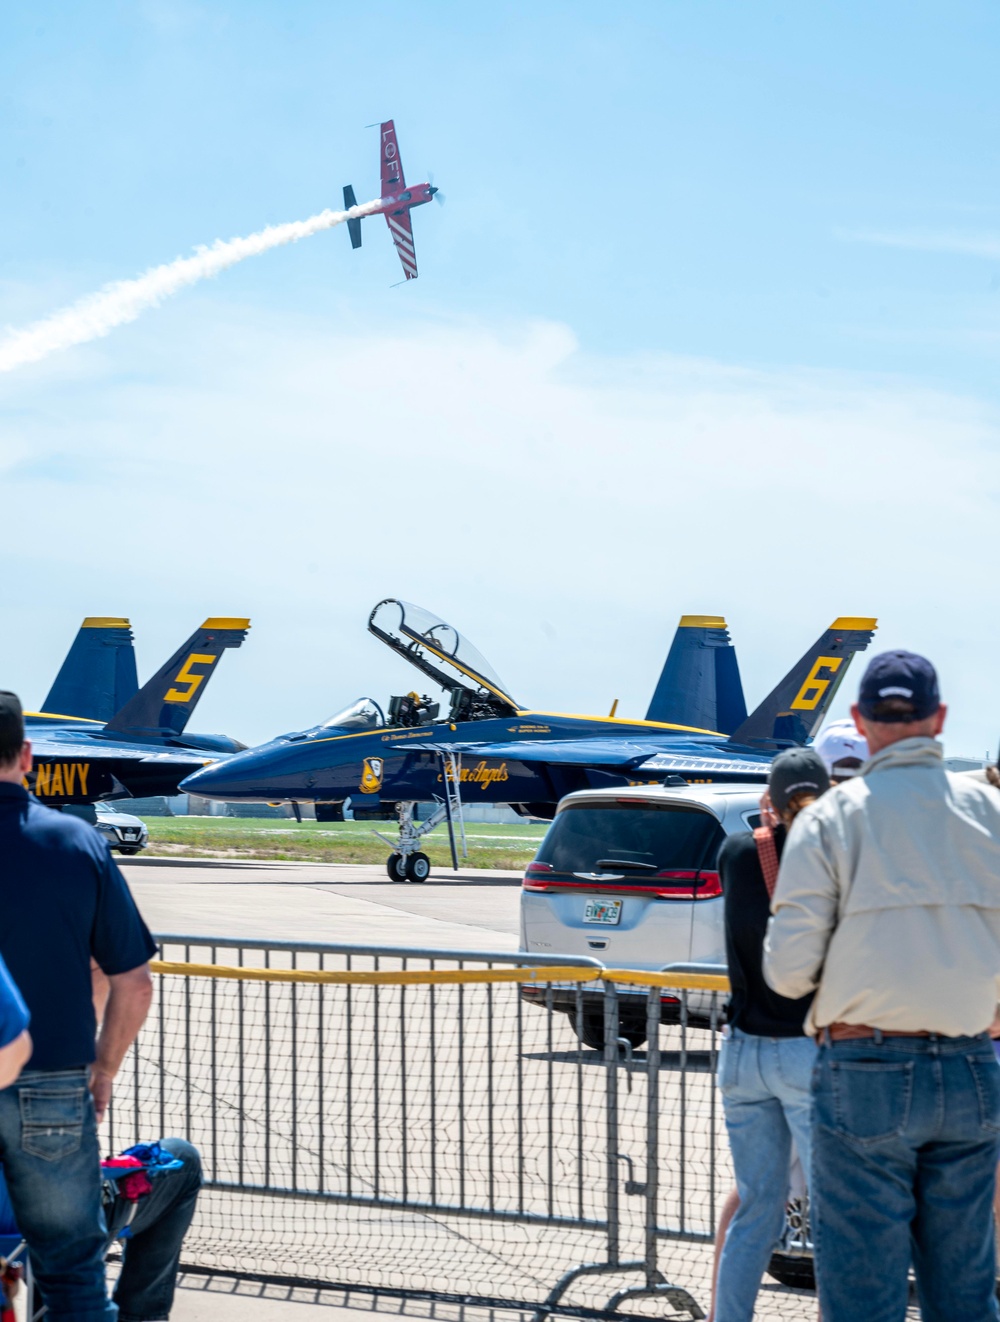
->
[181, 600, 878, 840]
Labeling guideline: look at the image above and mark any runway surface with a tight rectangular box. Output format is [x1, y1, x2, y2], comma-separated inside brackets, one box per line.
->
[118, 857, 873, 1322]
[121, 858, 523, 951]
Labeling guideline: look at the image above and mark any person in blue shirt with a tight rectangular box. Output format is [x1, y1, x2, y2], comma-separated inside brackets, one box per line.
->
[0, 957, 31, 1089]
[0, 691, 156, 1321]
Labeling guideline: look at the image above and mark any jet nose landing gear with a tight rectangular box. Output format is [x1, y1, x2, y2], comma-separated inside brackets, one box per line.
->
[375, 801, 445, 882]
[373, 757, 468, 882]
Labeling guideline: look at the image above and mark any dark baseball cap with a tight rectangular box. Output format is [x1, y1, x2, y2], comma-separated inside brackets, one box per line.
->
[857, 651, 940, 723]
[768, 747, 830, 815]
[0, 692, 24, 754]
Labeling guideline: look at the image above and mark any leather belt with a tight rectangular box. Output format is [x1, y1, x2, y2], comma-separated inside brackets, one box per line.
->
[826, 1021, 931, 1041]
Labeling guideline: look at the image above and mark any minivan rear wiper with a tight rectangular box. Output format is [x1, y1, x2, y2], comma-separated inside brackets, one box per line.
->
[595, 859, 658, 872]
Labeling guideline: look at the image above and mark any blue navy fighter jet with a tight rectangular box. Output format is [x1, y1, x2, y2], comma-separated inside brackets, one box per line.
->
[24, 617, 250, 805]
[180, 600, 876, 880]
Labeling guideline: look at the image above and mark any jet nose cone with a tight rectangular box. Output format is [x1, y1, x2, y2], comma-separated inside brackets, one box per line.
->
[180, 762, 238, 797]
[179, 737, 297, 801]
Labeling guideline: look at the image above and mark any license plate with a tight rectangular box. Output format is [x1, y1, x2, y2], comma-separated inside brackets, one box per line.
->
[583, 899, 622, 926]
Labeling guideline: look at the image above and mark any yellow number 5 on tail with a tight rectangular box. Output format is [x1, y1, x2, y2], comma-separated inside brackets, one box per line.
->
[165, 653, 217, 704]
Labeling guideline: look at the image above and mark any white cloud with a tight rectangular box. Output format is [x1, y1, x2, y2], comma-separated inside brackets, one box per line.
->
[1, 303, 997, 757]
[841, 229, 1000, 260]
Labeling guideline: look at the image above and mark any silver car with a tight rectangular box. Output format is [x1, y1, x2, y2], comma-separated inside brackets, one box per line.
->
[519, 783, 763, 1046]
[95, 804, 149, 855]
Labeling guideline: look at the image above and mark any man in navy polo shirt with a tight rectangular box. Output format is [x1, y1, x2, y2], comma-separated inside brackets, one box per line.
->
[0, 691, 156, 1320]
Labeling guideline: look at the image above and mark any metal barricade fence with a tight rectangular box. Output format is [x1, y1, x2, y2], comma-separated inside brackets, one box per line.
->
[104, 938, 812, 1320]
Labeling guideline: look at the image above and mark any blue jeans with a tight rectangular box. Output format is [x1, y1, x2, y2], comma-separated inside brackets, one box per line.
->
[0, 1067, 115, 1320]
[715, 1029, 817, 1322]
[107, 1138, 202, 1322]
[813, 1033, 1000, 1322]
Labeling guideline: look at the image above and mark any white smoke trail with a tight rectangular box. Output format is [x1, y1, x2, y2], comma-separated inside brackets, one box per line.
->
[0, 197, 383, 374]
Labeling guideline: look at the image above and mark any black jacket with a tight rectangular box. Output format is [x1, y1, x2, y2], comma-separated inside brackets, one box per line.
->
[718, 827, 813, 1037]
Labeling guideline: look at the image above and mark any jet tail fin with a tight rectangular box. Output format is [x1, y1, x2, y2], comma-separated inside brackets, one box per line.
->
[730, 617, 878, 747]
[646, 615, 747, 735]
[42, 618, 138, 722]
[103, 618, 250, 738]
[344, 186, 362, 249]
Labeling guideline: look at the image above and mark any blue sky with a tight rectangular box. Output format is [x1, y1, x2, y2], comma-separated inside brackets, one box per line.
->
[1, 2, 998, 754]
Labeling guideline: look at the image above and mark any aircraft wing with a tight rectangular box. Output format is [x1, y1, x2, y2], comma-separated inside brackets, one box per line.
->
[31, 734, 208, 763]
[380, 120, 405, 195]
[385, 211, 418, 281]
[28, 732, 217, 804]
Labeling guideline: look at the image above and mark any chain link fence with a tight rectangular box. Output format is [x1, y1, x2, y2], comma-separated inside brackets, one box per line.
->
[105, 937, 817, 1321]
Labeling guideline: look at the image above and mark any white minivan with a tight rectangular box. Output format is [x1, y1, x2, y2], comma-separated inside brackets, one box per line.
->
[519, 783, 763, 1047]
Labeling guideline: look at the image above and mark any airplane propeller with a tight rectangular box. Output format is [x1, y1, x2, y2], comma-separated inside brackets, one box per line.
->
[428, 172, 446, 205]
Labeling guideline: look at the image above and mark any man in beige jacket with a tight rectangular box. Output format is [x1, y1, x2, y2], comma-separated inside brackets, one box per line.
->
[764, 651, 1000, 1322]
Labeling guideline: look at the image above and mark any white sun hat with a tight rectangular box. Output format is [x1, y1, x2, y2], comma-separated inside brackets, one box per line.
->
[813, 718, 869, 778]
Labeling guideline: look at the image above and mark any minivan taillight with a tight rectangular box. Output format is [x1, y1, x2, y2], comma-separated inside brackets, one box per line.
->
[653, 869, 722, 899]
[523, 861, 554, 892]
[521, 866, 721, 899]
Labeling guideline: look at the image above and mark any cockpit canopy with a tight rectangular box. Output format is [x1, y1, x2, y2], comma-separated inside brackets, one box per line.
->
[320, 698, 386, 731]
[368, 599, 520, 719]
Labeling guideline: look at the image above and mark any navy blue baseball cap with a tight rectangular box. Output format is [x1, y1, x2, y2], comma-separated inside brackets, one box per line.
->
[857, 651, 940, 723]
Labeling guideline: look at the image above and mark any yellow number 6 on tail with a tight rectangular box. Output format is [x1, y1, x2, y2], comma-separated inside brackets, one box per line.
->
[790, 655, 843, 711]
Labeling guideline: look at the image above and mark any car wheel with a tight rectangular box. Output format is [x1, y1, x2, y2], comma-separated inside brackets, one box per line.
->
[386, 854, 408, 882]
[766, 1251, 815, 1291]
[406, 852, 430, 882]
[572, 1011, 647, 1052]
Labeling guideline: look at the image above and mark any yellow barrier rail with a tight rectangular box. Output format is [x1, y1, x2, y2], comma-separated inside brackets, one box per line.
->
[150, 960, 731, 992]
[604, 969, 731, 992]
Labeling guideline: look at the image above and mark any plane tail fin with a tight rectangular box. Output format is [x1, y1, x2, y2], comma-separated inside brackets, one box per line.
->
[103, 618, 250, 738]
[646, 615, 747, 734]
[343, 185, 362, 249]
[729, 617, 878, 747]
[42, 617, 138, 722]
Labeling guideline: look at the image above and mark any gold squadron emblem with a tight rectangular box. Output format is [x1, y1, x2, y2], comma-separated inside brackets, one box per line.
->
[360, 757, 384, 794]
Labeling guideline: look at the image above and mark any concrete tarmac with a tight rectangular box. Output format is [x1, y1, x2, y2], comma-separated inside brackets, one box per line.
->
[117, 857, 526, 1322]
[116, 857, 853, 1322]
[171, 1274, 530, 1322]
[120, 858, 524, 951]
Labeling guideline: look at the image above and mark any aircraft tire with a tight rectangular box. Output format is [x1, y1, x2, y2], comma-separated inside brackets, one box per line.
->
[406, 852, 430, 883]
[386, 854, 408, 882]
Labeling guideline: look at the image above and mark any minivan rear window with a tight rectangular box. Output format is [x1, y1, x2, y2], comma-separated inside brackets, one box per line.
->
[536, 801, 726, 876]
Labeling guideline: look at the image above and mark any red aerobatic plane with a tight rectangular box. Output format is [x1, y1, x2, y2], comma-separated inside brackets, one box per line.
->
[343, 120, 438, 281]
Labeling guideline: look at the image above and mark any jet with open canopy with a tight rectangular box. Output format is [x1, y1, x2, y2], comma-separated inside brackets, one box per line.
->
[181, 600, 877, 881]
